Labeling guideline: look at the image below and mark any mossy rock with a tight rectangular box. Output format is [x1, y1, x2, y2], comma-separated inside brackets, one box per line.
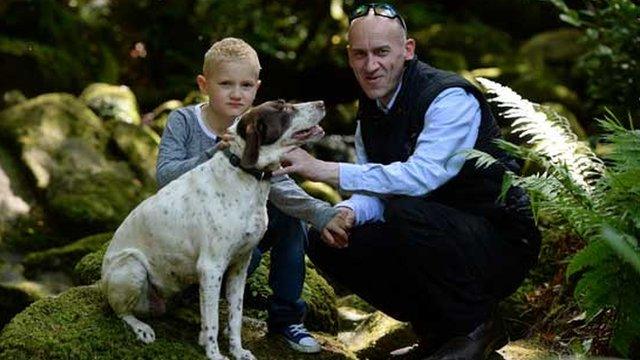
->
[80, 83, 141, 125]
[22, 232, 113, 278]
[300, 181, 342, 206]
[0, 285, 355, 359]
[337, 311, 415, 359]
[413, 22, 514, 68]
[75, 246, 340, 334]
[108, 121, 160, 185]
[1, 90, 26, 110]
[0, 281, 47, 327]
[145, 99, 183, 136]
[45, 140, 149, 234]
[0, 93, 109, 189]
[520, 28, 586, 64]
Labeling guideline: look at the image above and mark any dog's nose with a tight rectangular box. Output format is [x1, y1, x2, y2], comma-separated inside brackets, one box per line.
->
[314, 101, 325, 111]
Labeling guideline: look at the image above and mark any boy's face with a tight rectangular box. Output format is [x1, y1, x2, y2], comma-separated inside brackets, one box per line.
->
[198, 60, 260, 121]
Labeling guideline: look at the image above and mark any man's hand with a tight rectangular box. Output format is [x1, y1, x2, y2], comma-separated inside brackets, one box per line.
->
[272, 148, 340, 186]
[321, 207, 355, 248]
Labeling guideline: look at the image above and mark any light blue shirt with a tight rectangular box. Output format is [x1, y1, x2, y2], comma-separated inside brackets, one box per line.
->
[337, 86, 481, 225]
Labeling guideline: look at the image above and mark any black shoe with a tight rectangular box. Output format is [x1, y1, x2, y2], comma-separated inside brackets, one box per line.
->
[423, 318, 508, 360]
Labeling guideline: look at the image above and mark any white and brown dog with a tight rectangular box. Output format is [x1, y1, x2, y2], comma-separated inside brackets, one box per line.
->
[101, 100, 325, 360]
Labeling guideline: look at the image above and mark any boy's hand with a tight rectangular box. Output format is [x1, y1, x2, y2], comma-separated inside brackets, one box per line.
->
[321, 207, 355, 248]
[217, 131, 235, 149]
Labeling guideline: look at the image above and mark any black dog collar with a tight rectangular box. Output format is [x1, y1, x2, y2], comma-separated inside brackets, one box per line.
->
[221, 148, 272, 181]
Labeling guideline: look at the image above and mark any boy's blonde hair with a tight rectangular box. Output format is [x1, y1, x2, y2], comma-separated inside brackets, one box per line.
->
[203, 37, 261, 78]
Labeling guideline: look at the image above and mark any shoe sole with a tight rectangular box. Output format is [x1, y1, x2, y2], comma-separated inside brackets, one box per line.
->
[284, 338, 322, 354]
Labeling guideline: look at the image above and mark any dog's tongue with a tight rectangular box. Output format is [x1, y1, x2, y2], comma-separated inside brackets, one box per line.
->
[293, 125, 324, 140]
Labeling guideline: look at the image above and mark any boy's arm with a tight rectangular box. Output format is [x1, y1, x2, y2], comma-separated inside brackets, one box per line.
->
[156, 110, 214, 188]
[268, 175, 339, 231]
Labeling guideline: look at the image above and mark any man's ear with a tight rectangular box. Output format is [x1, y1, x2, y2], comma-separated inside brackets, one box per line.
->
[241, 121, 261, 167]
[404, 38, 416, 60]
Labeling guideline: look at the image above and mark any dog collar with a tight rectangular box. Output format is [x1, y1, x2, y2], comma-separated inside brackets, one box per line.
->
[221, 148, 272, 181]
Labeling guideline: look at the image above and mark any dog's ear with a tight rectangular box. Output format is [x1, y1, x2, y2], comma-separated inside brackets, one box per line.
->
[238, 112, 261, 167]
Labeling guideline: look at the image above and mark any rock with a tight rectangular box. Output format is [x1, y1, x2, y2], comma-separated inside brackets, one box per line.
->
[0, 165, 29, 223]
[0, 93, 109, 189]
[520, 29, 586, 64]
[337, 311, 416, 359]
[108, 121, 160, 185]
[22, 232, 112, 278]
[300, 181, 342, 206]
[0, 285, 355, 359]
[79, 83, 141, 125]
[74, 246, 340, 334]
[143, 99, 183, 136]
[413, 22, 514, 68]
[0, 280, 47, 327]
[45, 139, 149, 234]
[2, 90, 26, 110]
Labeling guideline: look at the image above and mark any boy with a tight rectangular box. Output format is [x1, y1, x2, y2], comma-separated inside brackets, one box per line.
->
[156, 37, 339, 353]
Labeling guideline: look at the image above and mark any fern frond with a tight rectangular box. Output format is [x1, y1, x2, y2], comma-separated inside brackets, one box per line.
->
[477, 77, 605, 193]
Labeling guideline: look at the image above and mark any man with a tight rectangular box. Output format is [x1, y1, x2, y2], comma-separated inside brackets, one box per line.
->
[275, 3, 541, 359]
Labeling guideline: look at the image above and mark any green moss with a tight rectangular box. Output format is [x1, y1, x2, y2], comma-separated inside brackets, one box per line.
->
[0, 282, 46, 327]
[22, 232, 113, 278]
[73, 242, 108, 285]
[76, 247, 339, 333]
[0, 285, 354, 359]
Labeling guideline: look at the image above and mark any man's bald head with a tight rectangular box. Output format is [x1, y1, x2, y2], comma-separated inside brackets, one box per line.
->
[346, 10, 415, 105]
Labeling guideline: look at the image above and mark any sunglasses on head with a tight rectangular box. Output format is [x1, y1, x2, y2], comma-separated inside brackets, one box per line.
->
[349, 3, 407, 31]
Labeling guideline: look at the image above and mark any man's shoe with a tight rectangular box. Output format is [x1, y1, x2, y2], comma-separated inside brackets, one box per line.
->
[424, 318, 508, 360]
[278, 323, 321, 353]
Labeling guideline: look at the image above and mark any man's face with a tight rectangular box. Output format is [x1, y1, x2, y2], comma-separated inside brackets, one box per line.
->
[347, 14, 414, 105]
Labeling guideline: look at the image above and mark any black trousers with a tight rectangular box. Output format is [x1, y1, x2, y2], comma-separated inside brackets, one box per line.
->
[308, 195, 540, 338]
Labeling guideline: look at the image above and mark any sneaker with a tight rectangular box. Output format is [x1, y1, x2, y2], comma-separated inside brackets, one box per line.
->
[279, 323, 321, 353]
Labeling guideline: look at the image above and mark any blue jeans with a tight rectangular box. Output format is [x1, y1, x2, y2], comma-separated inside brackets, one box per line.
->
[247, 202, 307, 330]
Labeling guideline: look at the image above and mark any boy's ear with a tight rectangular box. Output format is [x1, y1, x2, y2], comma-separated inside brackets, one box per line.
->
[241, 120, 261, 168]
[196, 74, 207, 93]
[256, 79, 262, 92]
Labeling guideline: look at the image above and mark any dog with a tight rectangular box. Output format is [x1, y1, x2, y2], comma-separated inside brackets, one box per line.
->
[101, 100, 325, 360]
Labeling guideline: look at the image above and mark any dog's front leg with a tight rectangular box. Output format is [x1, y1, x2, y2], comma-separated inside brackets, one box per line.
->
[198, 258, 227, 360]
[225, 252, 255, 360]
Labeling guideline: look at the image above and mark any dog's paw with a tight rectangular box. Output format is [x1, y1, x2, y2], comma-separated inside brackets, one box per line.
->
[231, 348, 256, 360]
[134, 323, 156, 343]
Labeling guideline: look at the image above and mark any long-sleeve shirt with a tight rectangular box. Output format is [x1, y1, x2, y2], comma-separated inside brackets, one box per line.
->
[156, 104, 337, 230]
[337, 86, 482, 225]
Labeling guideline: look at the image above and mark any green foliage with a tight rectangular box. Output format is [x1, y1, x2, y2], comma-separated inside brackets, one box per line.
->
[477, 78, 640, 357]
[549, 0, 640, 117]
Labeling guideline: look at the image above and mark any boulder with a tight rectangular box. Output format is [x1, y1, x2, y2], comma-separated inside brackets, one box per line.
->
[108, 121, 160, 185]
[22, 232, 112, 278]
[0, 285, 355, 359]
[0, 281, 47, 327]
[75, 246, 340, 334]
[0, 93, 109, 189]
[520, 28, 586, 64]
[80, 83, 141, 125]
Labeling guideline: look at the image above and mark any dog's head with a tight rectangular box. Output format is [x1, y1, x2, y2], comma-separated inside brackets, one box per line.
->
[230, 100, 325, 169]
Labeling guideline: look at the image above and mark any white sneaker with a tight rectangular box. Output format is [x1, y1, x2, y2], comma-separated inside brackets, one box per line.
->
[279, 323, 321, 353]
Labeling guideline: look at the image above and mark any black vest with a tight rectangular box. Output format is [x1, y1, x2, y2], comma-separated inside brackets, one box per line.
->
[358, 58, 519, 217]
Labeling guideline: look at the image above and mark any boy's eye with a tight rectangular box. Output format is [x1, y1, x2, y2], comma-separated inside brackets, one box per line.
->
[219, 81, 232, 86]
[241, 82, 255, 88]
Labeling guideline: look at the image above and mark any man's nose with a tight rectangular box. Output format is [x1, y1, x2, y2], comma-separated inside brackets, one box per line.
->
[364, 56, 379, 72]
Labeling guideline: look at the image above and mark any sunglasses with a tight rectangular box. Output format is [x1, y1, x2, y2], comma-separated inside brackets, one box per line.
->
[349, 3, 407, 31]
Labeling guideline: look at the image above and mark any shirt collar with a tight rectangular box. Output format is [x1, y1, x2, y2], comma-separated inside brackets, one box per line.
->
[376, 80, 403, 114]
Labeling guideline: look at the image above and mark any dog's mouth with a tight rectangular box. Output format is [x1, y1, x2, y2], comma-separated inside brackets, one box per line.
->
[292, 125, 325, 141]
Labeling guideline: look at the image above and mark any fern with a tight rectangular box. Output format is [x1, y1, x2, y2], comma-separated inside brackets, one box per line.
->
[476, 78, 640, 357]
